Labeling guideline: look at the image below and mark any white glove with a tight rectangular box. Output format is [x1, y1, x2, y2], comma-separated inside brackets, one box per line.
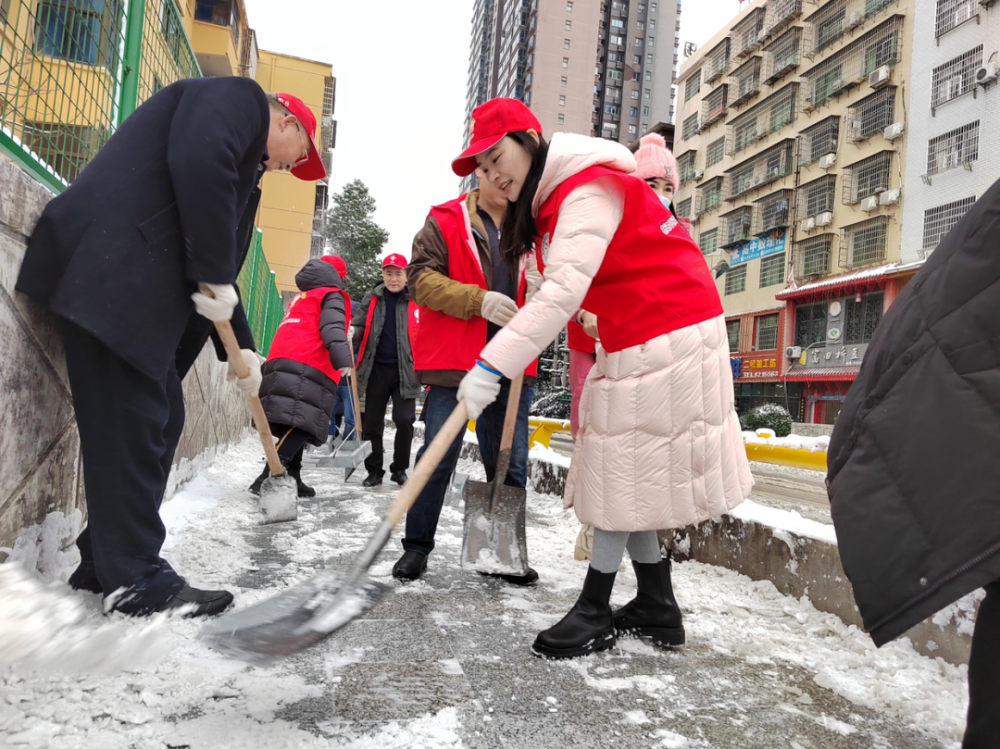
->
[525, 256, 543, 304]
[192, 283, 239, 322]
[480, 291, 519, 327]
[339, 366, 352, 377]
[458, 362, 502, 420]
[226, 348, 262, 396]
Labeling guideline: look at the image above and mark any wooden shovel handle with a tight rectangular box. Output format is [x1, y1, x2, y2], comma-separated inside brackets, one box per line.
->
[213, 318, 285, 477]
[385, 402, 469, 528]
[499, 373, 524, 454]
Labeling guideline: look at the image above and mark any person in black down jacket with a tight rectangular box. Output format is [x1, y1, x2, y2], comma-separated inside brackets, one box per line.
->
[354, 254, 419, 487]
[251, 256, 354, 497]
[827, 177, 1000, 749]
[15, 78, 327, 618]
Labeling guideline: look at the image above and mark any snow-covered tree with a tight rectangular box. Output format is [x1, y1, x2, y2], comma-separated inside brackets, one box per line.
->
[324, 179, 389, 300]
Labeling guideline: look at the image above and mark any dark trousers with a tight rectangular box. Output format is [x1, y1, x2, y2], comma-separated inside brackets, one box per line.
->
[62, 322, 186, 614]
[963, 578, 1000, 748]
[362, 362, 416, 475]
[269, 423, 312, 472]
[328, 382, 356, 440]
[402, 378, 534, 555]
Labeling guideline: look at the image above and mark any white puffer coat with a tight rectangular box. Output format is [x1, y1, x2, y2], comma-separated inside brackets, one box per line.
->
[481, 134, 752, 532]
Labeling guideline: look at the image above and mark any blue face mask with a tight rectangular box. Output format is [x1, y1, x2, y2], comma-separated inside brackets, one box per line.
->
[660, 195, 673, 210]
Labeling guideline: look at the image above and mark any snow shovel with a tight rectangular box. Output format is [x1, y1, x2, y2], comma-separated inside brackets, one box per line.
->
[213, 318, 297, 524]
[199, 402, 470, 666]
[461, 373, 530, 576]
[316, 362, 371, 480]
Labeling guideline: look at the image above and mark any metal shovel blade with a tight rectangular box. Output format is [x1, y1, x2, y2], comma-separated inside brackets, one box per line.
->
[199, 570, 391, 666]
[461, 480, 529, 575]
[258, 474, 298, 524]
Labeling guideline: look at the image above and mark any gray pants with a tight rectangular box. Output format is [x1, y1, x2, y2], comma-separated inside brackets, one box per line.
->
[590, 529, 662, 573]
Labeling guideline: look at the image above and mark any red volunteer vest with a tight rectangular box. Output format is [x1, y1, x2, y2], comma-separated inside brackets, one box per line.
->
[411, 196, 538, 376]
[536, 165, 722, 354]
[266, 286, 351, 384]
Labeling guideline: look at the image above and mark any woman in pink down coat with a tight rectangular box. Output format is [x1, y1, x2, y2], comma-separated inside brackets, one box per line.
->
[452, 98, 753, 659]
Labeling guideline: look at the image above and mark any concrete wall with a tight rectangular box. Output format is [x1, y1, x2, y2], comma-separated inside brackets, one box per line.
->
[0, 153, 251, 558]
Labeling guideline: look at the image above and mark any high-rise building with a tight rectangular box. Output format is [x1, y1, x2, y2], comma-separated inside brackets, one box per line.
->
[898, 0, 1000, 265]
[673, 0, 919, 424]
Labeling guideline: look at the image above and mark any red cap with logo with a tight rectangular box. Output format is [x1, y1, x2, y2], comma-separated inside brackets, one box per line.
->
[320, 255, 348, 279]
[382, 254, 408, 270]
[275, 92, 327, 182]
[451, 98, 542, 177]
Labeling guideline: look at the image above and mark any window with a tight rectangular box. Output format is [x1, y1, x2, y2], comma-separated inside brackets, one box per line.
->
[754, 313, 780, 350]
[682, 113, 699, 140]
[564, 38, 571, 49]
[706, 137, 726, 167]
[844, 151, 892, 204]
[923, 197, 976, 249]
[797, 176, 837, 220]
[558, 114, 565, 124]
[636, 20, 645, 31]
[758, 191, 792, 232]
[638, 2, 646, 10]
[605, 103, 621, 114]
[642, 123, 648, 133]
[726, 319, 742, 352]
[846, 87, 896, 144]
[843, 291, 883, 344]
[931, 46, 982, 108]
[648, 36, 654, 47]
[795, 303, 827, 347]
[843, 216, 888, 266]
[645, 70, 652, 81]
[561, 76, 568, 87]
[935, 0, 976, 38]
[699, 178, 723, 213]
[725, 265, 747, 295]
[611, 17, 624, 28]
[635, 37, 643, 47]
[634, 54, 642, 65]
[194, 0, 232, 25]
[629, 106, 638, 116]
[675, 197, 693, 217]
[629, 124, 637, 134]
[632, 70, 641, 81]
[610, 35, 623, 45]
[701, 228, 720, 255]
[647, 53, 654, 64]
[565, 20, 572, 30]
[36, 0, 123, 69]
[642, 106, 649, 116]
[815, 6, 845, 53]
[631, 89, 640, 99]
[567, 0, 573, 10]
[562, 57, 569, 68]
[644, 88, 651, 99]
[559, 95, 566, 106]
[795, 235, 833, 277]
[798, 116, 839, 166]
[684, 69, 702, 101]
[651, 1, 657, 10]
[927, 121, 980, 176]
[650, 19, 656, 29]
[759, 255, 785, 289]
[812, 64, 844, 108]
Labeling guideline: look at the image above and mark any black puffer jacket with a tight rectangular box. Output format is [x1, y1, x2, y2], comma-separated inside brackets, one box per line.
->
[259, 260, 353, 444]
[828, 176, 1000, 647]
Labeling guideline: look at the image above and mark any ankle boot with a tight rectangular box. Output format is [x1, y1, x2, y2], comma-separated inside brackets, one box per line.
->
[248, 464, 270, 496]
[286, 466, 315, 498]
[613, 555, 685, 648]
[532, 567, 617, 659]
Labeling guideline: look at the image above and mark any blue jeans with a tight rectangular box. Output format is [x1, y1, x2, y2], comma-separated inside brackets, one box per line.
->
[402, 379, 534, 555]
[329, 382, 356, 439]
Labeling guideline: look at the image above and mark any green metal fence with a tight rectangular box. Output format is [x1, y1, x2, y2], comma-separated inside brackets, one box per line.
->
[236, 228, 283, 357]
[0, 0, 283, 352]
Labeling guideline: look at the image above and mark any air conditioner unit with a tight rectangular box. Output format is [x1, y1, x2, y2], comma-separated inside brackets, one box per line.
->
[883, 122, 905, 141]
[694, 169, 704, 180]
[801, 217, 816, 232]
[818, 153, 837, 169]
[861, 195, 879, 212]
[976, 64, 998, 86]
[879, 188, 900, 206]
[785, 346, 803, 359]
[869, 65, 891, 89]
[845, 10, 862, 29]
[816, 211, 834, 226]
[981, 0, 996, 7]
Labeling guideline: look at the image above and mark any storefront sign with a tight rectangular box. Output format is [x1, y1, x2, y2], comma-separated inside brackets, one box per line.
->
[731, 356, 780, 379]
[729, 232, 786, 267]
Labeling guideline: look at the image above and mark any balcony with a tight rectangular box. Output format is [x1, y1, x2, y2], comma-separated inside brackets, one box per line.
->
[728, 58, 761, 108]
[724, 139, 795, 200]
[762, 27, 801, 85]
[705, 38, 730, 83]
[720, 205, 755, 248]
[193, 1, 247, 76]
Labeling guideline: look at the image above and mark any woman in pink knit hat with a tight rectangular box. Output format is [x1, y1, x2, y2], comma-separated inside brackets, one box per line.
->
[631, 132, 692, 234]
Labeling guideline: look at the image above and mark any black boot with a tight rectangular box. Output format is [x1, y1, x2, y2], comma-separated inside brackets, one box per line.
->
[362, 471, 384, 488]
[532, 567, 617, 659]
[390, 470, 408, 486]
[613, 555, 685, 648]
[248, 464, 270, 496]
[287, 466, 315, 498]
[68, 561, 102, 593]
[392, 550, 428, 581]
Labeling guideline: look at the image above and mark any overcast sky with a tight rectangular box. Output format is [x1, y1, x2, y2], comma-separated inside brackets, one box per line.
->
[244, 0, 746, 260]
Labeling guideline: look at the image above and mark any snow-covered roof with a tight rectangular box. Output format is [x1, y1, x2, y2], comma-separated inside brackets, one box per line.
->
[785, 365, 862, 379]
[776, 264, 899, 299]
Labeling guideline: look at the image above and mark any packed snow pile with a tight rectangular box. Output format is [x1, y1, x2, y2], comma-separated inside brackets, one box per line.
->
[743, 430, 830, 453]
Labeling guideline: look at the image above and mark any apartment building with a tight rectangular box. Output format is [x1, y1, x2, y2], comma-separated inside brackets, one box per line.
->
[899, 0, 1000, 265]
[674, 0, 916, 424]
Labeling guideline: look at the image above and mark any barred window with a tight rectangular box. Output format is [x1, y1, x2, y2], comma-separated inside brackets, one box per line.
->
[763, 26, 802, 85]
[846, 87, 895, 144]
[702, 85, 729, 127]
[922, 197, 976, 249]
[842, 216, 888, 266]
[706, 137, 726, 167]
[931, 46, 982, 109]
[726, 319, 742, 352]
[725, 264, 747, 295]
[798, 116, 839, 166]
[795, 302, 827, 347]
[678, 150, 698, 183]
[927, 122, 979, 176]
[811, 64, 844, 108]
[682, 113, 700, 140]
[707, 39, 730, 82]
[700, 227, 720, 254]
[722, 205, 754, 246]
[795, 234, 833, 276]
[755, 312, 780, 350]
[699, 178, 724, 214]
[843, 151, 892, 204]
[684, 69, 702, 101]
[759, 253, 786, 288]
[733, 116, 761, 154]
[844, 291, 883, 344]
[757, 190, 793, 233]
[814, 4, 846, 53]
[935, 0, 977, 38]
[675, 197, 693, 218]
[796, 175, 837, 219]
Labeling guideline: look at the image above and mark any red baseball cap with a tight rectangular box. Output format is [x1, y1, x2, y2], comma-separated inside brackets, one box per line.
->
[320, 255, 348, 279]
[382, 254, 408, 270]
[451, 98, 542, 177]
[275, 92, 326, 182]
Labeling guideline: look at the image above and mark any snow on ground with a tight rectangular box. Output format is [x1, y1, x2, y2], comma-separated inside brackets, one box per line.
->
[742, 431, 830, 452]
[0, 435, 970, 748]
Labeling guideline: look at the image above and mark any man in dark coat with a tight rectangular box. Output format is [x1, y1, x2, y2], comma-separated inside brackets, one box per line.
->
[15, 78, 327, 617]
[827, 177, 1000, 748]
[353, 254, 419, 488]
[251, 256, 353, 497]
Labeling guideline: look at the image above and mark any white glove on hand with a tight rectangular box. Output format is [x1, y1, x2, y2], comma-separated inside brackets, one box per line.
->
[192, 283, 239, 322]
[339, 366, 352, 377]
[525, 256, 543, 304]
[480, 291, 519, 327]
[227, 348, 262, 397]
[458, 362, 502, 420]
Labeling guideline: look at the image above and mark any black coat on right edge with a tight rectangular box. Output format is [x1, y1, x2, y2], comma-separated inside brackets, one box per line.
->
[827, 176, 1000, 647]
